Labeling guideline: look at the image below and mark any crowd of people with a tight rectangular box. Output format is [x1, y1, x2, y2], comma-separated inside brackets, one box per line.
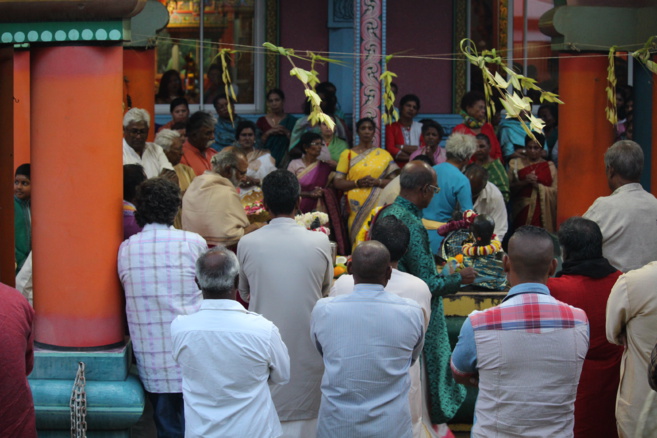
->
[4, 80, 657, 438]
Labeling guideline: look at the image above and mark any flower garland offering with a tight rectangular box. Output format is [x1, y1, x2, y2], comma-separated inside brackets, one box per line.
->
[295, 211, 330, 237]
[462, 239, 502, 257]
[244, 200, 270, 224]
[437, 210, 477, 236]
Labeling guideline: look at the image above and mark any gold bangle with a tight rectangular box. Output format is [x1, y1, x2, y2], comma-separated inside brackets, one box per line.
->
[355, 179, 359, 188]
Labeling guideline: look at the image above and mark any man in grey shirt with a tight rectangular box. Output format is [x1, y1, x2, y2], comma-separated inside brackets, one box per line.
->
[583, 140, 657, 272]
[311, 241, 425, 438]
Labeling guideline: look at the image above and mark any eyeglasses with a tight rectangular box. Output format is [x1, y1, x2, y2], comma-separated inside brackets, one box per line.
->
[310, 141, 323, 147]
[427, 184, 441, 194]
[128, 128, 148, 136]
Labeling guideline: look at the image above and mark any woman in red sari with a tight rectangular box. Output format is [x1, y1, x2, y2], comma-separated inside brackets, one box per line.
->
[508, 133, 557, 232]
[547, 217, 622, 438]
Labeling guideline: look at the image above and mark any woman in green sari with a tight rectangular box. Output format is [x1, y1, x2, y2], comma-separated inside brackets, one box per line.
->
[256, 88, 298, 167]
[333, 118, 399, 245]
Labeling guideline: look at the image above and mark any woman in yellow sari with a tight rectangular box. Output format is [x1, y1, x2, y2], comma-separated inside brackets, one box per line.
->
[333, 118, 399, 245]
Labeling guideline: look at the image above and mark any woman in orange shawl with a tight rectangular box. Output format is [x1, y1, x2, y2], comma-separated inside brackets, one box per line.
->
[508, 133, 557, 232]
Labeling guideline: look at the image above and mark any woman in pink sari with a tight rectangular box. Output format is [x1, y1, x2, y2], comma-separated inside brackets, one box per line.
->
[288, 132, 350, 253]
[508, 133, 557, 232]
[287, 132, 333, 213]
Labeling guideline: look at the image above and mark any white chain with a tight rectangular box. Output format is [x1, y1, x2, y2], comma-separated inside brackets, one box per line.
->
[70, 361, 88, 438]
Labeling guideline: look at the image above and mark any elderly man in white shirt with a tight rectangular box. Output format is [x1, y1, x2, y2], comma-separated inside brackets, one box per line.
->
[583, 140, 657, 272]
[172, 247, 290, 438]
[465, 164, 507, 242]
[331, 216, 435, 438]
[122, 107, 175, 179]
[313, 241, 425, 438]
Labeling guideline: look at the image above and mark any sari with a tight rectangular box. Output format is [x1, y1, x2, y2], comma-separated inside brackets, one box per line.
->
[483, 159, 510, 203]
[256, 114, 298, 167]
[296, 160, 333, 213]
[508, 159, 557, 232]
[336, 148, 399, 244]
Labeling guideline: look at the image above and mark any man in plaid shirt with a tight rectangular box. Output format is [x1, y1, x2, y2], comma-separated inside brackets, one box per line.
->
[451, 226, 589, 438]
[118, 178, 207, 437]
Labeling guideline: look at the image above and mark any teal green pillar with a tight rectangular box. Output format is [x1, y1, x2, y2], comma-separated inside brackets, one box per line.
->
[633, 65, 653, 190]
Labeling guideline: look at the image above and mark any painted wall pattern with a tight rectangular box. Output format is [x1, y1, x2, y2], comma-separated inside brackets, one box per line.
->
[357, 0, 382, 145]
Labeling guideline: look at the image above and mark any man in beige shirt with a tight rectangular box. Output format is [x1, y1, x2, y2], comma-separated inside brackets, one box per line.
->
[182, 148, 264, 247]
[606, 261, 657, 438]
[583, 140, 657, 273]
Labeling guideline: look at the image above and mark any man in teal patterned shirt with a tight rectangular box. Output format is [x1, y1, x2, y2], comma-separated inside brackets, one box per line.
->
[379, 161, 476, 426]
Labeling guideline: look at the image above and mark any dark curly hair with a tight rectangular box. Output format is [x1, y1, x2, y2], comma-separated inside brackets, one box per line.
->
[134, 178, 181, 227]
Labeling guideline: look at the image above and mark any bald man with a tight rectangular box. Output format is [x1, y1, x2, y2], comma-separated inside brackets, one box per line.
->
[451, 226, 589, 438]
[310, 241, 424, 438]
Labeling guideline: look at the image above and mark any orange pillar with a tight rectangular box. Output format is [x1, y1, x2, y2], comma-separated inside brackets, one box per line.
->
[31, 46, 124, 349]
[123, 47, 156, 141]
[0, 48, 15, 285]
[557, 53, 615, 224]
[13, 50, 30, 170]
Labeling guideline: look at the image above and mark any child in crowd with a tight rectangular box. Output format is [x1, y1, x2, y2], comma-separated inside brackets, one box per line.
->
[461, 214, 506, 291]
[14, 163, 31, 273]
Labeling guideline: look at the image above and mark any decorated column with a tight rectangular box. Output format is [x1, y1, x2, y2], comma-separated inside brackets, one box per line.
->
[0, 1, 149, 434]
[354, 0, 385, 145]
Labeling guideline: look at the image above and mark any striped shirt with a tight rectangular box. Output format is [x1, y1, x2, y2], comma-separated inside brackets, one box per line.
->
[118, 223, 207, 393]
[451, 283, 589, 438]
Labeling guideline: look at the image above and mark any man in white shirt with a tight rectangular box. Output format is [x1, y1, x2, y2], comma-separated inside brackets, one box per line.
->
[171, 247, 290, 438]
[238, 170, 333, 437]
[466, 164, 507, 242]
[583, 140, 657, 272]
[331, 216, 433, 438]
[122, 107, 175, 179]
[312, 241, 425, 438]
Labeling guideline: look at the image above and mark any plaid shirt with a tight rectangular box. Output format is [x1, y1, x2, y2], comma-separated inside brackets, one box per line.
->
[118, 223, 207, 393]
[451, 283, 589, 437]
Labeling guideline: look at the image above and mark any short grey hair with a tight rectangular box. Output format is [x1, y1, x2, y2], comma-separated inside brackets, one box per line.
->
[604, 140, 643, 181]
[445, 132, 477, 162]
[211, 148, 245, 173]
[154, 129, 181, 152]
[123, 107, 151, 128]
[195, 247, 240, 294]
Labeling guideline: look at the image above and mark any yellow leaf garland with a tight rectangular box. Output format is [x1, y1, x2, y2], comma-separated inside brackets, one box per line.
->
[605, 46, 618, 125]
[381, 55, 399, 125]
[459, 38, 558, 141]
[264, 43, 336, 132]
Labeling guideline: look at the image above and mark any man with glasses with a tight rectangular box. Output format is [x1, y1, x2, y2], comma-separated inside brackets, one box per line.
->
[182, 147, 266, 248]
[122, 107, 175, 179]
[377, 160, 475, 431]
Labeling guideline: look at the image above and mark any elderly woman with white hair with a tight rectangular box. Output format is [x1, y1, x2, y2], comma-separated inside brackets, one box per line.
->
[422, 132, 478, 254]
[155, 129, 196, 228]
[122, 107, 175, 179]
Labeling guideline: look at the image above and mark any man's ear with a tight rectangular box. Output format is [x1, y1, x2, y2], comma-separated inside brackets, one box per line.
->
[346, 260, 353, 275]
[503, 254, 511, 274]
[385, 265, 392, 282]
[547, 258, 558, 277]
